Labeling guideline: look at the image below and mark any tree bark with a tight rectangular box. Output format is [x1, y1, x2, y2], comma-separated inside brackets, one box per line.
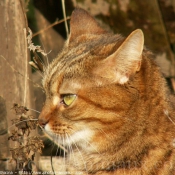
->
[0, 0, 34, 171]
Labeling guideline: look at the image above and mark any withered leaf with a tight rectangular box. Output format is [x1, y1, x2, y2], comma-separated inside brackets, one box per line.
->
[13, 103, 29, 115]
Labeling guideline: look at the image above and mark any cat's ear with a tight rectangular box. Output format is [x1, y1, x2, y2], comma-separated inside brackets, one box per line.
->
[95, 29, 144, 84]
[68, 8, 106, 43]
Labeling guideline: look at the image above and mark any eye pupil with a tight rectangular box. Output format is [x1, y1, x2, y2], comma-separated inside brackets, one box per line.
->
[62, 94, 77, 106]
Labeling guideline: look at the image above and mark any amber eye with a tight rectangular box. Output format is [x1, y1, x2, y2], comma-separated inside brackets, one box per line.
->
[61, 94, 77, 106]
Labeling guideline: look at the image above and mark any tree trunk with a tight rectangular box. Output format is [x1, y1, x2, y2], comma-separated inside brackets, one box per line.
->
[0, 0, 34, 171]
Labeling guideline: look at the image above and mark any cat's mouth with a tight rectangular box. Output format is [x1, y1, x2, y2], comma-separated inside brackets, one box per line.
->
[44, 123, 94, 147]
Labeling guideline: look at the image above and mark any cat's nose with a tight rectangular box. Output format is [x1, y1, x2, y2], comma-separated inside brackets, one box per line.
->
[38, 106, 51, 128]
[38, 102, 57, 128]
[38, 118, 48, 128]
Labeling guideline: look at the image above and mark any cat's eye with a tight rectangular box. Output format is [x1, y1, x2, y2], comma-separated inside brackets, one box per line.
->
[61, 94, 77, 106]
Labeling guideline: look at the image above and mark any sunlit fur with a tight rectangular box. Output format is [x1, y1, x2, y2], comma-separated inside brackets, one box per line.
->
[39, 8, 175, 174]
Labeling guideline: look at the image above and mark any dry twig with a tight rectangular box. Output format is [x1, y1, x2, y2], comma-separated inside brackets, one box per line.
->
[32, 17, 70, 38]
[9, 104, 44, 174]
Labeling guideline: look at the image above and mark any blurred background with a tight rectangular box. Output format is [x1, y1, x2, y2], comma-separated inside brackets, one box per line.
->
[0, 0, 175, 173]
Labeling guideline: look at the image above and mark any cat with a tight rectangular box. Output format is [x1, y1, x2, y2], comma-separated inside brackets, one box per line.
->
[38, 8, 175, 175]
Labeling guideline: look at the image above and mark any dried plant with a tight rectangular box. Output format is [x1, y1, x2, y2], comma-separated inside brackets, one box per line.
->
[27, 28, 46, 73]
[9, 104, 44, 174]
[27, 28, 48, 57]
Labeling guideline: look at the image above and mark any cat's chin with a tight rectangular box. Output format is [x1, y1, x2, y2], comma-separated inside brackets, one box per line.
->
[44, 123, 94, 148]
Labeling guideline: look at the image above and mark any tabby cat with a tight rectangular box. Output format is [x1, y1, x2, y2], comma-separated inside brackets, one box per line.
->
[39, 8, 175, 174]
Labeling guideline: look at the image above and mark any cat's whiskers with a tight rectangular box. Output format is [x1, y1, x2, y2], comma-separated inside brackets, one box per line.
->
[63, 134, 67, 170]
[67, 133, 88, 175]
[93, 127, 124, 153]
[93, 126, 117, 146]
[77, 135, 100, 155]
[41, 128, 68, 153]
[50, 140, 56, 175]
[65, 133, 77, 169]
[53, 133, 68, 171]
[55, 134, 60, 156]
[164, 109, 175, 126]
[66, 134, 79, 167]
[95, 127, 111, 139]
[58, 134, 66, 171]
[55, 134, 60, 154]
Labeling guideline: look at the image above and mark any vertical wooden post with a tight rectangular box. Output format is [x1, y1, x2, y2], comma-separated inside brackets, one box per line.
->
[0, 0, 34, 170]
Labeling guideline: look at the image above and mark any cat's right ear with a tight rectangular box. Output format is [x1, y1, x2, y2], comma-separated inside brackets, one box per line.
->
[67, 8, 106, 43]
[94, 29, 144, 84]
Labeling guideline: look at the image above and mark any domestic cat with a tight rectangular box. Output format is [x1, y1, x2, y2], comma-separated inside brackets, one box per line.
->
[39, 8, 175, 174]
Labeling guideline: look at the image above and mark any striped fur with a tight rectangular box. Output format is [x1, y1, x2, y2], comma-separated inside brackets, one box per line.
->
[39, 8, 175, 174]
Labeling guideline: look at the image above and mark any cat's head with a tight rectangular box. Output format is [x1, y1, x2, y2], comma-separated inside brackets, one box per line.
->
[38, 8, 144, 151]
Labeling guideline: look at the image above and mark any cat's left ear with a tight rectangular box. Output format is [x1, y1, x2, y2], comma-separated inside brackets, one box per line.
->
[67, 8, 106, 43]
[95, 29, 144, 84]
